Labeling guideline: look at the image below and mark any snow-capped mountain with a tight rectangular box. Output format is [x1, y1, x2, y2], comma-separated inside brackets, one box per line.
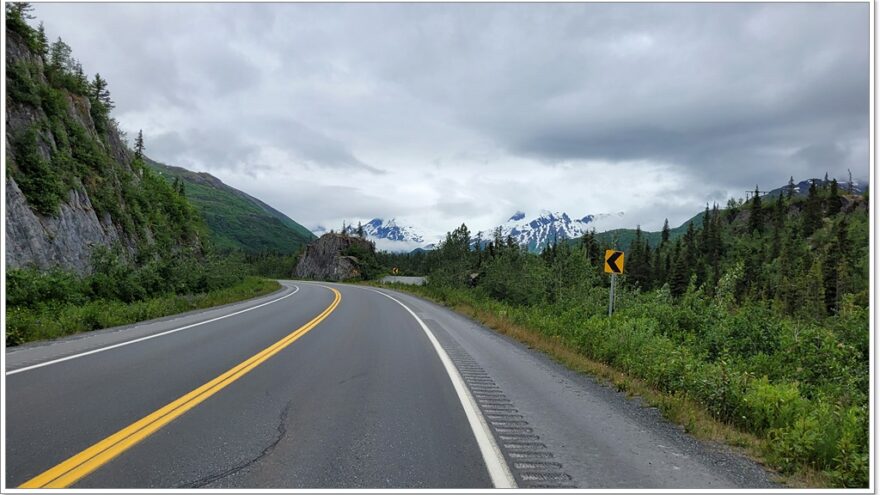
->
[766, 177, 866, 198]
[475, 210, 626, 252]
[339, 218, 427, 252]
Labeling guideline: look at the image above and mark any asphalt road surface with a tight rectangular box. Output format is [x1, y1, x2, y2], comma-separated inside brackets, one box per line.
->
[5, 281, 776, 489]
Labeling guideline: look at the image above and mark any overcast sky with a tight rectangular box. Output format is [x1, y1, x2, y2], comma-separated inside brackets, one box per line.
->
[33, 3, 869, 238]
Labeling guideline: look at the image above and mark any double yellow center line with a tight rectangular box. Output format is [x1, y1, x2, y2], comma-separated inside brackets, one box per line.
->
[21, 287, 341, 489]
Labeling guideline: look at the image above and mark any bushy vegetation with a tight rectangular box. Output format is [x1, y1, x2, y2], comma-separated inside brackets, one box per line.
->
[7, 275, 278, 346]
[5, 245, 286, 345]
[379, 182, 869, 487]
[6, 5, 201, 249]
[4, 9, 307, 350]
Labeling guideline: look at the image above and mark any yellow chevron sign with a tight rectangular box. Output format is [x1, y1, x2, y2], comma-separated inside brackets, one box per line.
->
[604, 250, 624, 274]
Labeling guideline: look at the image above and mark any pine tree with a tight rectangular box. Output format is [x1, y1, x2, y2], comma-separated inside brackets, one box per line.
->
[356, 221, 365, 238]
[670, 240, 689, 298]
[71, 60, 88, 93]
[36, 22, 48, 60]
[91, 73, 114, 110]
[786, 176, 796, 200]
[747, 185, 764, 233]
[827, 179, 842, 216]
[134, 130, 145, 160]
[661, 218, 670, 245]
[48, 37, 73, 73]
[802, 179, 822, 236]
[6, 2, 33, 19]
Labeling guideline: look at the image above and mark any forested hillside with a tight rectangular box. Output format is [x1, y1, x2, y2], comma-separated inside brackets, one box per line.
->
[380, 179, 869, 487]
[147, 159, 315, 255]
[5, 5, 203, 272]
[4, 6, 283, 345]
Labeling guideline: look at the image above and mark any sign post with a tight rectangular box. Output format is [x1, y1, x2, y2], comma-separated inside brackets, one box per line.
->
[604, 250, 625, 316]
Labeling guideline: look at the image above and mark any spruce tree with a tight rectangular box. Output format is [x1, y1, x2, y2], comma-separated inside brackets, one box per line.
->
[91, 73, 114, 110]
[786, 176, 796, 200]
[134, 130, 145, 160]
[661, 218, 670, 245]
[827, 179, 842, 216]
[36, 22, 48, 60]
[48, 37, 72, 73]
[748, 185, 763, 233]
[802, 179, 822, 236]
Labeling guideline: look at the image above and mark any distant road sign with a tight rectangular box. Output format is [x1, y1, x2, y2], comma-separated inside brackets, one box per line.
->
[391, 267, 400, 275]
[604, 250, 624, 274]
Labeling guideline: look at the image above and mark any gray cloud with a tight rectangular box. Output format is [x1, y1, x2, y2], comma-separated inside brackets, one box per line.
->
[32, 3, 869, 238]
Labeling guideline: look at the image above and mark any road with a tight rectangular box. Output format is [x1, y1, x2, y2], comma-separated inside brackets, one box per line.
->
[4, 281, 775, 489]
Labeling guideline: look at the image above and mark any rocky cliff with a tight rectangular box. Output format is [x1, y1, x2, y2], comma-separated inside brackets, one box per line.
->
[5, 25, 201, 274]
[294, 234, 376, 281]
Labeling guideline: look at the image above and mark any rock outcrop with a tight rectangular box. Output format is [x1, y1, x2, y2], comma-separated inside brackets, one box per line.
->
[5, 178, 129, 274]
[294, 234, 375, 281]
[4, 27, 198, 274]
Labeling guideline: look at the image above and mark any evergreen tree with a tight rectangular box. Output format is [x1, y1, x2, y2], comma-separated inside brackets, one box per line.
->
[91, 73, 114, 110]
[670, 240, 689, 298]
[36, 22, 48, 60]
[134, 130, 145, 160]
[802, 179, 822, 236]
[786, 176, 796, 200]
[356, 221, 364, 238]
[748, 185, 763, 233]
[629, 226, 648, 288]
[661, 218, 670, 245]
[48, 37, 73, 73]
[827, 179, 842, 216]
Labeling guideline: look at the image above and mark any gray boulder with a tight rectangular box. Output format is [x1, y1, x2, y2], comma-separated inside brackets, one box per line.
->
[294, 233, 375, 281]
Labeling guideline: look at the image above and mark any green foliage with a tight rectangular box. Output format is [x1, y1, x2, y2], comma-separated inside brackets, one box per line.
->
[11, 127, 64, 215]
[481, 248, 547, 305]
[6, 61, 42, 106]
[6, 276, 279, 346]
[341, 239, 382, 280]
[378, 183, 868, 487]
[146, 160, 315, 255]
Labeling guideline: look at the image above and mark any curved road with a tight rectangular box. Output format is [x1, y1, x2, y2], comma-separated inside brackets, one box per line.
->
[5, 281, 775, 489]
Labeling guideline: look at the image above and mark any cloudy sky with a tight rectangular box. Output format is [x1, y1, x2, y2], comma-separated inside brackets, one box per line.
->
[33, 3, 869, 239]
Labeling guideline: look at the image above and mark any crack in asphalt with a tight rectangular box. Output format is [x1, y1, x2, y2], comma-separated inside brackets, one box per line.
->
[179, 400, 293, 488]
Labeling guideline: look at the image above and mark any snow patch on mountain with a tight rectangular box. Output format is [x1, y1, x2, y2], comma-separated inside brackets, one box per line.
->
[477, 210, 626, 252]
[329, 218, 427, 252]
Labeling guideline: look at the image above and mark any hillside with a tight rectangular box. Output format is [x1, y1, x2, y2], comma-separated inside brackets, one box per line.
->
[585, 177, 866, 252]
[4, 20, 203, 273]
[147, 160, 315, 254]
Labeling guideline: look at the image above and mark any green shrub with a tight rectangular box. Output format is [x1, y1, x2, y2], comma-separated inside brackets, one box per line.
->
[11, 127, 65, 215]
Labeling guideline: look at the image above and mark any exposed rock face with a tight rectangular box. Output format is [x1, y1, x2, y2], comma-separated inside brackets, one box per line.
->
[5, 178, 129, 274]
[294, 234, 375, 281]
[5, 30, 144, 273]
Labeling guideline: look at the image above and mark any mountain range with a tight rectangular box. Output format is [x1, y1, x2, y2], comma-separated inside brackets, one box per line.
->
[331, 211, 627, 253]
[473, 210, 626, 252]
[340, 176, 867, 254]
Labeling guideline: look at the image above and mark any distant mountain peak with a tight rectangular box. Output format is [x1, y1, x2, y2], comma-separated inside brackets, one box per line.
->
[340, 217, 426, 251]
[478, 210, 626, 252]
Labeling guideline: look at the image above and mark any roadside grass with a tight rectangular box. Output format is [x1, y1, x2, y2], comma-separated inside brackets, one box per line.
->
[366, 280, 839, 488]
[6, 277, 280, 346]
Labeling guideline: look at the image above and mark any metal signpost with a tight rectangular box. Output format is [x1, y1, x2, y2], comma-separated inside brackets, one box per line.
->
[604, 249, 625, 316]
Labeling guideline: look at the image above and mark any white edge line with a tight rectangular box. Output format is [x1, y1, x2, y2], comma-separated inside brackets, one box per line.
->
[368, 287, 517, 489]
[5, 285, 300, 376]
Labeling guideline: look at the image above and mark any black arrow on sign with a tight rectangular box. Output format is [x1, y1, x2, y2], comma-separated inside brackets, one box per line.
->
[607, 252, 623, 273]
